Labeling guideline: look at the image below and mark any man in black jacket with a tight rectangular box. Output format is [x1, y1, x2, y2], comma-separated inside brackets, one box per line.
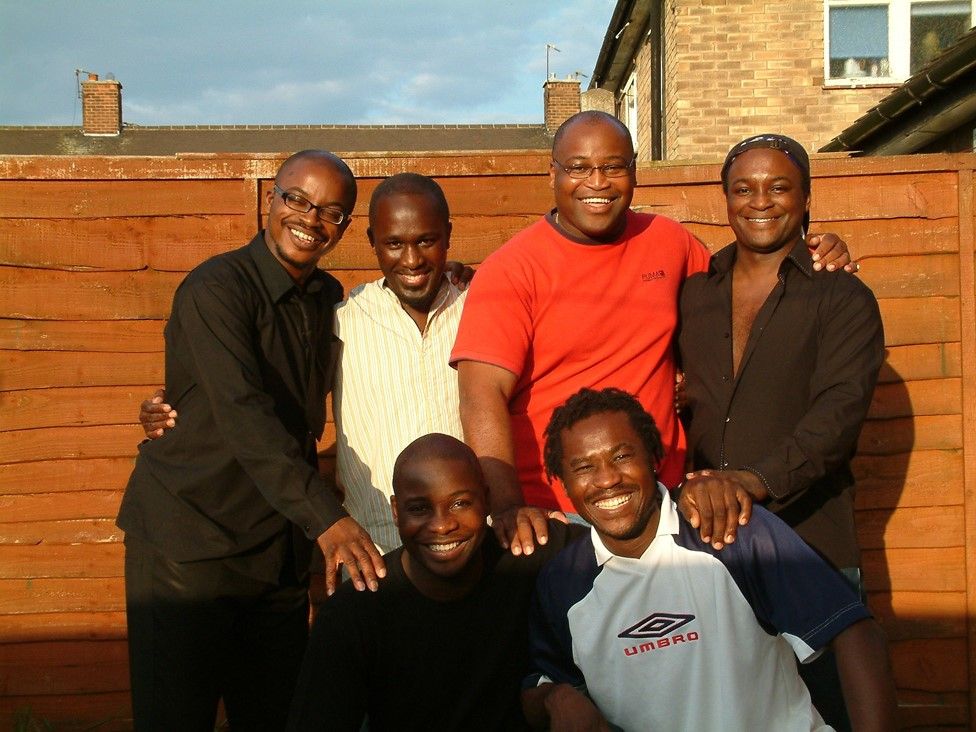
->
[117, 150, 385, 731]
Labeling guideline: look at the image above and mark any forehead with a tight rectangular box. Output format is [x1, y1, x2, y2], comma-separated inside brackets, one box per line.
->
[727, 147, 802, 183]
[396, 455, 484, 498]
[554, 119, 632, 161]
[372, 191, 446, 228]
[562, 411, 639, 456]
[277, 157, 354, 199]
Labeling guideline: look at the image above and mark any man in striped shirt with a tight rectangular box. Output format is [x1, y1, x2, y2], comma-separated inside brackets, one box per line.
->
[140, 173, 466, 595]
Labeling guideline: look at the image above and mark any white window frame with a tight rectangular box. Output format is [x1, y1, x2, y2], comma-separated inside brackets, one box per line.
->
[621, 71, 639, 147]
[824, 0, 974, 86]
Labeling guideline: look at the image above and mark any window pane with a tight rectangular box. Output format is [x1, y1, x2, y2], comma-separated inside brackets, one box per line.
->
[910, 2, 972, 73]
[829, 6, 890, 78]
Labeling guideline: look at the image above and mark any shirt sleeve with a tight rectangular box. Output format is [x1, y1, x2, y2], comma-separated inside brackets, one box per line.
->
[525, 566, 586, 690]
[174, 275, 347, 540]
[743, 280, 884, 501]
[714, 509, 871, 662]
[449, 249, 531, 376]
[287, 592, 369, 731]
[684, 235, 712, 277]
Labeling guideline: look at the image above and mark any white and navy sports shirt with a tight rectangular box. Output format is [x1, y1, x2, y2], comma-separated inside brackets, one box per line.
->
[527, 484, 870, 731]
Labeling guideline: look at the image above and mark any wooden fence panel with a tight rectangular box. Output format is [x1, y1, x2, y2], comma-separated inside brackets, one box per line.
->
[0, 151, 974, 730]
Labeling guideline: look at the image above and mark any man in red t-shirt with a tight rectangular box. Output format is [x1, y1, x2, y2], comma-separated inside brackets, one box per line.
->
[451, 112, 852, 557]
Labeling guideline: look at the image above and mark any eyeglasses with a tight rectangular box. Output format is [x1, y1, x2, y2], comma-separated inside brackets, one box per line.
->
[273, 184, 347, 225]
[552, 158, 635, 179]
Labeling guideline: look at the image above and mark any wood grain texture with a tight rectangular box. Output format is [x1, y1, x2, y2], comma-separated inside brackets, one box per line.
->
[853, 450, 963, 509]
[862, 547, 966, 592]
[0, 179, 253, 218]
[0, 215, 252, 271]
[0, 458, 136, 495]
[0, 318, 165, 352]
[867, 590, 967, 641]
[0, 610, 127, 643]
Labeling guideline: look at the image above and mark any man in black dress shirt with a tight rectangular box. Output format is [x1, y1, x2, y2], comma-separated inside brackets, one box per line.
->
[117, 150, 385, 731]
[676, 134, 885, 730]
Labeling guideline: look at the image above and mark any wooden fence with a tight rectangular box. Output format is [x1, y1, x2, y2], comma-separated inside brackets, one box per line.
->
[1, 150, 974, 730]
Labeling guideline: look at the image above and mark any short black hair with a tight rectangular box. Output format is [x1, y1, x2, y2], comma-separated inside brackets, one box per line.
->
[368, 172, 450, 227]
[544, 387, 664, 481]
[551, 111, 635, 159]
[392, 433, 483, 497]
[276, 149, 357, 210]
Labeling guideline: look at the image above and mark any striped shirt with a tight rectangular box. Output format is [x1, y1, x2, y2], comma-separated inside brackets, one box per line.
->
[333, 277, 465, 552]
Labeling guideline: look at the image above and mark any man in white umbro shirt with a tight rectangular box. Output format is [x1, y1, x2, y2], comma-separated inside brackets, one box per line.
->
[523, 387, 896, 732]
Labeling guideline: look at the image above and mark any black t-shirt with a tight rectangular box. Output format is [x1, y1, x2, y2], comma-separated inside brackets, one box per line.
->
[287, 520, 582, 731]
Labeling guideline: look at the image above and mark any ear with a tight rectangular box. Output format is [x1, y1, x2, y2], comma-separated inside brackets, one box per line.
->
[366, 225, 376, 249]
[549, 161, 557, 190]
[390, 495, 399, 523]
[445, 220, 453, 250]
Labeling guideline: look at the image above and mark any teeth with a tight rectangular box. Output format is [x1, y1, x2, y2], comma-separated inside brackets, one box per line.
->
[747, 217, 776, 223]
[581, 197, 612, 204]
[290, 228, 315, 243]
[428, 540, 462, 553]
[594, 494, 631, 510]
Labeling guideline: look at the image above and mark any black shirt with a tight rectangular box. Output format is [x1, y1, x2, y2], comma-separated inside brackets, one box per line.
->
[117, 233, 347, 582]
[287, 521, 584, 732]
[678, 239, 884, 569]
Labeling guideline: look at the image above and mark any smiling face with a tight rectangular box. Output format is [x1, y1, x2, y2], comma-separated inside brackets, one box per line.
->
[264, 152, 356, 283]
[392, 444, 489, 600]
[725, 148, 810, 256]
[368, 191, 451, 329]
[550, 114, 636, 243]
[558, 410, 661, 558]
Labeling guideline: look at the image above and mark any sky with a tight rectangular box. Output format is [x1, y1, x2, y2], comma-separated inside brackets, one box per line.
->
[0, 1, 617, 126]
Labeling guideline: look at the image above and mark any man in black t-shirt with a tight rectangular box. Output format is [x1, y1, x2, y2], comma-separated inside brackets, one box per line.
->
[287, 433, 580, 732]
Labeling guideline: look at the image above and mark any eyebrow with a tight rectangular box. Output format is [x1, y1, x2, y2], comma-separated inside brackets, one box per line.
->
[567, 441, 634, 466]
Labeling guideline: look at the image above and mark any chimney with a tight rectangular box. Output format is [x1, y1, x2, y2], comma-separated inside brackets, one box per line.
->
[544, 77, 581, 133]
[81, 73, 123, 136]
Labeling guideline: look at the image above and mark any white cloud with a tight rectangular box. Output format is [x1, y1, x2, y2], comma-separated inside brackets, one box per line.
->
[0, 0, 616, 125]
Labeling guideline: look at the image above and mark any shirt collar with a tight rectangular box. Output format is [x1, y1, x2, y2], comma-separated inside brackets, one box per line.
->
[249, 231, 327, 302]
[590, 483, 676, 566]
[708, 237, 814, 280]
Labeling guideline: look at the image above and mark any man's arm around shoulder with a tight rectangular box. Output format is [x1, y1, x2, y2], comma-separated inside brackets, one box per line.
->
[457, 360, 562, 556]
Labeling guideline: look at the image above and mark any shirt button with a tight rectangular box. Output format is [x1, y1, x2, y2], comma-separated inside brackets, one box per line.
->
[721, 461, 729, 469]
[722, 376, 729, 382]
[725, 417, 731, 423]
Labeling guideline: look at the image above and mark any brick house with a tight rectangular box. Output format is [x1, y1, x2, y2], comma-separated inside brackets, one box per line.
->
[588, 0, 975, 160]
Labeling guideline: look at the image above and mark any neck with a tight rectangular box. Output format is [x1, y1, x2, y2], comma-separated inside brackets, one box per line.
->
[603, 491, 663, 559]
[733, 237, 799, 277]
[400, 546, 485, 602]
[553, 210, 628, 245]
[392, 278, 445, 332]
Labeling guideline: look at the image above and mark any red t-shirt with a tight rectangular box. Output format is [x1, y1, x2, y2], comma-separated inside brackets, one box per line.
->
[451, 211, 711, 511]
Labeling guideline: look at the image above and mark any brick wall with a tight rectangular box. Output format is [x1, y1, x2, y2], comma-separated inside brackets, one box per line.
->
[634, 41, 654, 160]
[81, 77, 123, 136]
[544, 79, 582, 133]
[662, 0, 891, 160]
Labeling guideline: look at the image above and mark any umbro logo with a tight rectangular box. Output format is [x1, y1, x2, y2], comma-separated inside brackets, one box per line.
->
[641, 270, 666, 282]
[618, 612, 694, 639]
